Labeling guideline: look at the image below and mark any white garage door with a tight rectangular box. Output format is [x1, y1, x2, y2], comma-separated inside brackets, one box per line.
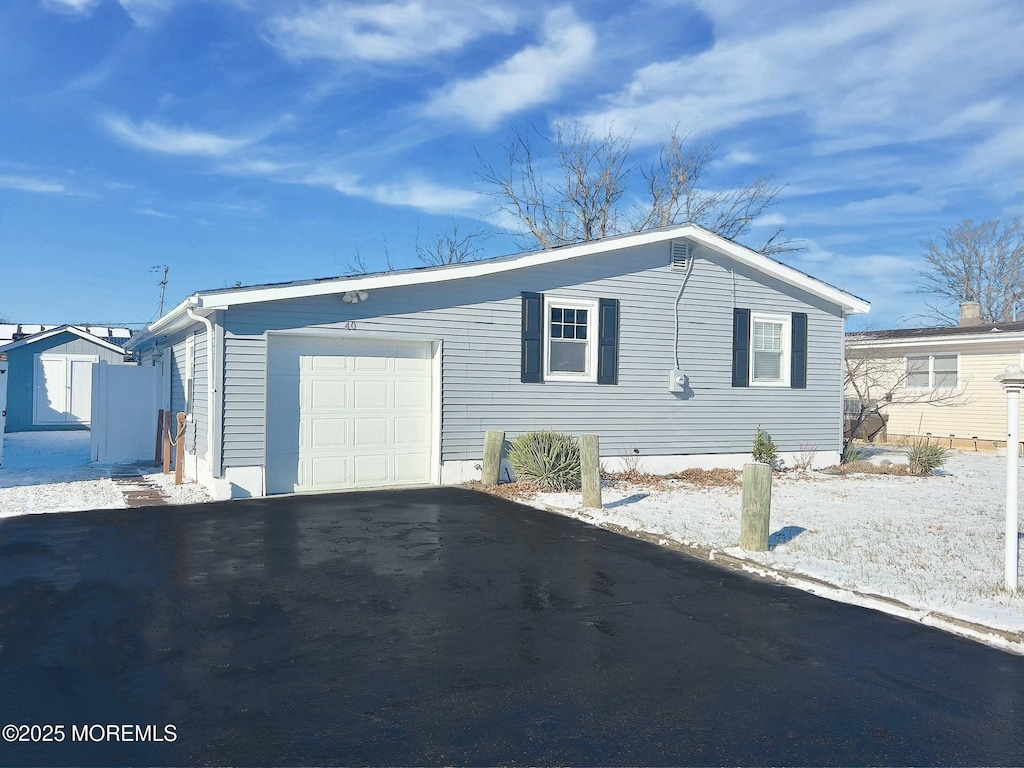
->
[265, 335, 434, 494]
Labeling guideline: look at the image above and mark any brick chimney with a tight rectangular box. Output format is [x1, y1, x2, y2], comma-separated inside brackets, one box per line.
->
[959, 301, 982, 327]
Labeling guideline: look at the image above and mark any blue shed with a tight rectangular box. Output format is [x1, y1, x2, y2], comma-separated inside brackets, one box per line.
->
[0, 325, 134, 432]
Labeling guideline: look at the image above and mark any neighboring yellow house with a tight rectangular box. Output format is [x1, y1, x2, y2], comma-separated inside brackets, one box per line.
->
[846, 303, 1024, 452]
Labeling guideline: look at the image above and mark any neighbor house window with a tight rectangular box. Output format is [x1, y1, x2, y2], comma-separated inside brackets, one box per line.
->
[545, 297, 598, 382]
[750, 312, 791, 386]
[905, 354, 958, 389]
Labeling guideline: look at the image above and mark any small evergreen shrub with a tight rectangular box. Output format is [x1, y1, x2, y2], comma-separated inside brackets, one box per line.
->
[752, 426, 782, 470]
[508, 431, 581, 491]
[905, 437, 949, 476]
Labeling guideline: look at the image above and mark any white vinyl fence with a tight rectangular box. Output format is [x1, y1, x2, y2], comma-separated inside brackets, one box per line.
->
[0, 354, 8, 466]
[91, 361, 162, 462]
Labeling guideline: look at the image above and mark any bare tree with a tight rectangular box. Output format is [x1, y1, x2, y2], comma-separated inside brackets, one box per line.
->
[415, 220, 490, 266]
[915, 217, 1024, 324]
[844, 344, 970, 454]
[479, 120, 797, 254]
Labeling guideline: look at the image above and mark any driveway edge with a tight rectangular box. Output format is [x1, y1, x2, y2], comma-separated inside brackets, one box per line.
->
[534, 501, 1024, 656]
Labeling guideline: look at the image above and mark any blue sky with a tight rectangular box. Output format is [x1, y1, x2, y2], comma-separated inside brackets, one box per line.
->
[1, 0, 1021, 330]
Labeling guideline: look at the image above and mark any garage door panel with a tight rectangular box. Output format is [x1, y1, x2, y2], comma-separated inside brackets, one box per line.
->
[394, 417, 429, 445]
[310, 379, 349, 410]
[394, 452, 429, 482]
[353, 380, 388, 408]
[309, 456, 350, 488]
[266, 336, 434, 495]
[310, 418, 349, 448]
[353, 454, 389, 484]
[394, 381, 428, 408]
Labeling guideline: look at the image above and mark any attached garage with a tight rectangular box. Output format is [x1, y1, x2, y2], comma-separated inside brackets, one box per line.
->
[265, 334, 437, 494]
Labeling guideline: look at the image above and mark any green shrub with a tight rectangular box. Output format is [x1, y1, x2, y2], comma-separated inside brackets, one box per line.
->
[508, 431, 581, 490]
[752, 426, 782, 470]
[905, 437, 949, 475]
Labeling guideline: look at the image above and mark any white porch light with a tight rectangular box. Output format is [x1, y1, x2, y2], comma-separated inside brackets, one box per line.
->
[994, 364, 1024, 591]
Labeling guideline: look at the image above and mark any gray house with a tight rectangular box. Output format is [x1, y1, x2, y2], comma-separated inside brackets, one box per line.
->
[126, 224, 870, 499]
[0, 325, 133, 432]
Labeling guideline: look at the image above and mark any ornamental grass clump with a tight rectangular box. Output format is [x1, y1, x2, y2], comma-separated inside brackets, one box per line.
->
[508, 431, 581, 491]
[905, 437, 949, 476]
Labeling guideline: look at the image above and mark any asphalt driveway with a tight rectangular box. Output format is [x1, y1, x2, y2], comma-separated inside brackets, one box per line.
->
[0, 487, 1021, 766]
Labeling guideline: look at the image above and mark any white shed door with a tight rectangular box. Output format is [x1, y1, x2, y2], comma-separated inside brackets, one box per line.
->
[266, 336, 434, 494]
[33, 354, 97, 425]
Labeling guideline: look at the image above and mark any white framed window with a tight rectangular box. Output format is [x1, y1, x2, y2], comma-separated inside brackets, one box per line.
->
[544, 296, 599, 382]
[905, 354, 959, 390]
[750, 312, 791, 386]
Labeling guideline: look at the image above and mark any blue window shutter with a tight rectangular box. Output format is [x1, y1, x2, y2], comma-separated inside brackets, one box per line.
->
[597, 298, 619, 385]
[732, 308, 750, 387]
[791, 312, 808, 389]
[521, 292, 543, 383]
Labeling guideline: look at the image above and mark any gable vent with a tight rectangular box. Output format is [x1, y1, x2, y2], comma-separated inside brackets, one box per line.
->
[670, 240, 691, 271]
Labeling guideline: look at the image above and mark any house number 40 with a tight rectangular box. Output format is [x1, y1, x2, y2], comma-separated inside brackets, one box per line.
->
[344, 321, 357, 330]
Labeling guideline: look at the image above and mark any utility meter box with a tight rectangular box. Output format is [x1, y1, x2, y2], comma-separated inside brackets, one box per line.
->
[668, 369, 685, 393]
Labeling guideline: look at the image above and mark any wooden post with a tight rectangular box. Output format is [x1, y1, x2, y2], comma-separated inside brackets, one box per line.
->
[163, 411, 173, 475]
[740, 462, 772, 551]
[580, 433, 602, 509]
[482, 430, 504, 487]
[175, 413, 186, 486]
[155, 409, 164, 466]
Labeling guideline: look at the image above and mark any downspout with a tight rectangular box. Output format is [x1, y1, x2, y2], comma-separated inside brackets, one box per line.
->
[186, 305, 215, 471]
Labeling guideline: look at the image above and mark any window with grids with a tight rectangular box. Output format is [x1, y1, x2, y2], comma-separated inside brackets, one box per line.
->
[751, 315, 788, 383]
[545, 299, 596, 379]
[905, 355, 930, 388]
[905, 354, 958, 389]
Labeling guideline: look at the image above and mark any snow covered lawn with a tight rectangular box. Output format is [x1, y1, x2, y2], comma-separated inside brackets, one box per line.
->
[0, 432, 210, 517]
[523, 448, 1024, 640]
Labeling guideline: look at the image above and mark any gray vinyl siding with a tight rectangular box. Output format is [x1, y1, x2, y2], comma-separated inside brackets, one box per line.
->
[218, 240, 846, 467]
[167, 329, 208, 461]
[3, 332, 129, 432]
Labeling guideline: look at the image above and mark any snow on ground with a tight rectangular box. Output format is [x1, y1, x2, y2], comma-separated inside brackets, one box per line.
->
[144, 469, 213, 505]
[0, 432, 210, 517]
[528, 448, 1024, 636]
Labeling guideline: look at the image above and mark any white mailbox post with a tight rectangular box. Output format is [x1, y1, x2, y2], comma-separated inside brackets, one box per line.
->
[994, 364, 1024, 591]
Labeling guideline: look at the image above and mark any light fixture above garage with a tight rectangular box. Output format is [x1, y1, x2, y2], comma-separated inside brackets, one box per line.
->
[341, 290, 369, 304]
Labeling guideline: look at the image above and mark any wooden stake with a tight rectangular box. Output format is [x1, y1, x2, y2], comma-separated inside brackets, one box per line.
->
[482, 431, 504, 486]
[163, 411, 173, 475]
[740, 463, 772, 551]
[580, 433, 602, 509]
[155, 409, 164, 466]
[175, 413, 186, 486]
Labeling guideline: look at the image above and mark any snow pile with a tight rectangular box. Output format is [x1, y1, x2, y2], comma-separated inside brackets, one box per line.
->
[0, 432, 125, 517]
[529, 448, 1024, 634]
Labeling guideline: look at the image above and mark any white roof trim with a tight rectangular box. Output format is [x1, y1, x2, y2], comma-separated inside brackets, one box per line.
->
[0, 325, 128, 355]
[848, 331, 1024, 351]
[140, 224, 869, 342]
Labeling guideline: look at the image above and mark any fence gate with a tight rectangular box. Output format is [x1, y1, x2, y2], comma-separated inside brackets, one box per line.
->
[91, 361, 162, 462]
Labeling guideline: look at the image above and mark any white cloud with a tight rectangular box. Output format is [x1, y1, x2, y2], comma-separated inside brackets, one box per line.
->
[0, 174, 66, 194]
[580, 0, 1022, 160]
[314, 171, 483, 216]
[42, 0, 100, 14]
[266, 1, 517, 63]
[136, 207, 176, 218]
[425, 7, 595, 130]
[43, 0, 175, 25]
[104, 115, 254, 156]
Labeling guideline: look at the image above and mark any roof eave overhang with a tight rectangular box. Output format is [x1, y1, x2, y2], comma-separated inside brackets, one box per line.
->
[847, 332, 1024, 351]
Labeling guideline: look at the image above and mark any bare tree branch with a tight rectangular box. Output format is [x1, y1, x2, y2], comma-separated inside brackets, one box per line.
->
[480, 119, 794, 254]
[915, 217, 1024, 324]
[415, 220, 490, 266]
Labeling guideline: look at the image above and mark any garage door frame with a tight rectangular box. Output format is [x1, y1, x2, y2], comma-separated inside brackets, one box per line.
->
[264, 330, 443, 493]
